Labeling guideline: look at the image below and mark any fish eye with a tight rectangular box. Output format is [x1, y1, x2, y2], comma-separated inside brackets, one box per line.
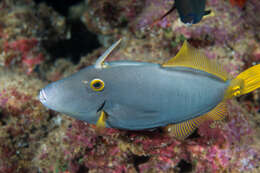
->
[90, 79, 105, 91]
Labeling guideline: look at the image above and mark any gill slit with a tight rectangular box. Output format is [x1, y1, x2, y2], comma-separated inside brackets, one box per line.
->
[97, 100, 106, 113]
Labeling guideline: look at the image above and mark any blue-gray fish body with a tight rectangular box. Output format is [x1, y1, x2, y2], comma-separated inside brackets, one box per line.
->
[39, 40, 260, 138]
[40, 60, 229, 130]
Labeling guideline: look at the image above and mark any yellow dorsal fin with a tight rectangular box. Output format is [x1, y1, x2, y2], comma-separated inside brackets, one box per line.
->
[164, 102, 227, 139]
[162, 41, 229, 81]
[96, 111, 107, 128]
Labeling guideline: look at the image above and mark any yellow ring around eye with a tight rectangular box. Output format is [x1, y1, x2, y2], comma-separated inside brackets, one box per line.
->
[90, 79, 105, 91]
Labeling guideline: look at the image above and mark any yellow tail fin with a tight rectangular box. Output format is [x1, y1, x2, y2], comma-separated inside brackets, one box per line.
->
[225, 64, 260, 99]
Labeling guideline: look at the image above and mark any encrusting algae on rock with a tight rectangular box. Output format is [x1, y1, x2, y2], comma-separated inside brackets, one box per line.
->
[0, 0, 66, 74]
[0, 0, 260, 172]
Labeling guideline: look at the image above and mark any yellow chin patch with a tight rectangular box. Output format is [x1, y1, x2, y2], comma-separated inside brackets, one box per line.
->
[96, 111, 107, 128]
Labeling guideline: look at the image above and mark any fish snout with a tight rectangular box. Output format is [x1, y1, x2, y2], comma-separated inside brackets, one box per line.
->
[39, 89, 48, 104]
[38, 86, 60, 111]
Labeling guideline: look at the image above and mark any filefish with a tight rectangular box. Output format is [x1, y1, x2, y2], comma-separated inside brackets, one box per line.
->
[158, 0, 211, 25]
[39, 39, 260, 138]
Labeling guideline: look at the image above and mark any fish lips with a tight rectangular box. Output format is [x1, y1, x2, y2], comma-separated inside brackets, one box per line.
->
[39, 88, 48, 105]
[38, 86, 64, 112]
[39, 88, 59, 112]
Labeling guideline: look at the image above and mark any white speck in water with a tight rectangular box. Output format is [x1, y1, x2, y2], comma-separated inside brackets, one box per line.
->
[53, 115, 62, 125]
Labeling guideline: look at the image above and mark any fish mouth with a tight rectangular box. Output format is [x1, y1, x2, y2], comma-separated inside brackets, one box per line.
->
[39, 89, 47, 103]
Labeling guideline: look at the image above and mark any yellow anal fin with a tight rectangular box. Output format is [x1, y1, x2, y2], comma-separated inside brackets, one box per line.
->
[162, 40, 229, 81]
[164, 118, 202, 139]
[96, 111, 107, 128]
[205, 101, 227, 121]
[165, 102, 227, 139]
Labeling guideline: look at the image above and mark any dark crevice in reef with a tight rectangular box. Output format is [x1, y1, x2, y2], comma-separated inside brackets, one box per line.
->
[186, 129, 200, 139]
[176, 159, 192, 173]
[42, 18, 100, 64]
[131, 154, 150, 173]
[34, 0, 101, 64]
[77, 165, 89, 173]
[34, 0, 84, 17]
[0, 111, 7, 126]
[71, 157, 89, 173]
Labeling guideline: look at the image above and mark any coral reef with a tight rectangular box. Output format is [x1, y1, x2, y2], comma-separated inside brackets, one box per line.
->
[0, 0, 259, 172]
[0, 0, 66, 74]
[3, 38, 44, 74]
[0, 68, 51, 172]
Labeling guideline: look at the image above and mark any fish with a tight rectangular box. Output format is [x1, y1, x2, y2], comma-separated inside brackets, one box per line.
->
[156, 0, 211, 25]
[39, 39, 260, 138]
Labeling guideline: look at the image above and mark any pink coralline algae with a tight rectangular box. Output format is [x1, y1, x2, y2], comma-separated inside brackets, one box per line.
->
[82, 0, 146, 35]
[190, 101, 259, 173]
[0, 70, 53, 172]
[62, 121, 132, 173]
[0, 0, 66, 74]
[3, 38, 44, 74]
[132, 0, 173, 29]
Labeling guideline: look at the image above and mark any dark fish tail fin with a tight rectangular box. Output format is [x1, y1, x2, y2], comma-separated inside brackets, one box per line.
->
[225, 64, 260, 99]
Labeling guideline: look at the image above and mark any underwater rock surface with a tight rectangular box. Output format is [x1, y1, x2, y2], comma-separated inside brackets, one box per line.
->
[0, 0, 259, 172]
